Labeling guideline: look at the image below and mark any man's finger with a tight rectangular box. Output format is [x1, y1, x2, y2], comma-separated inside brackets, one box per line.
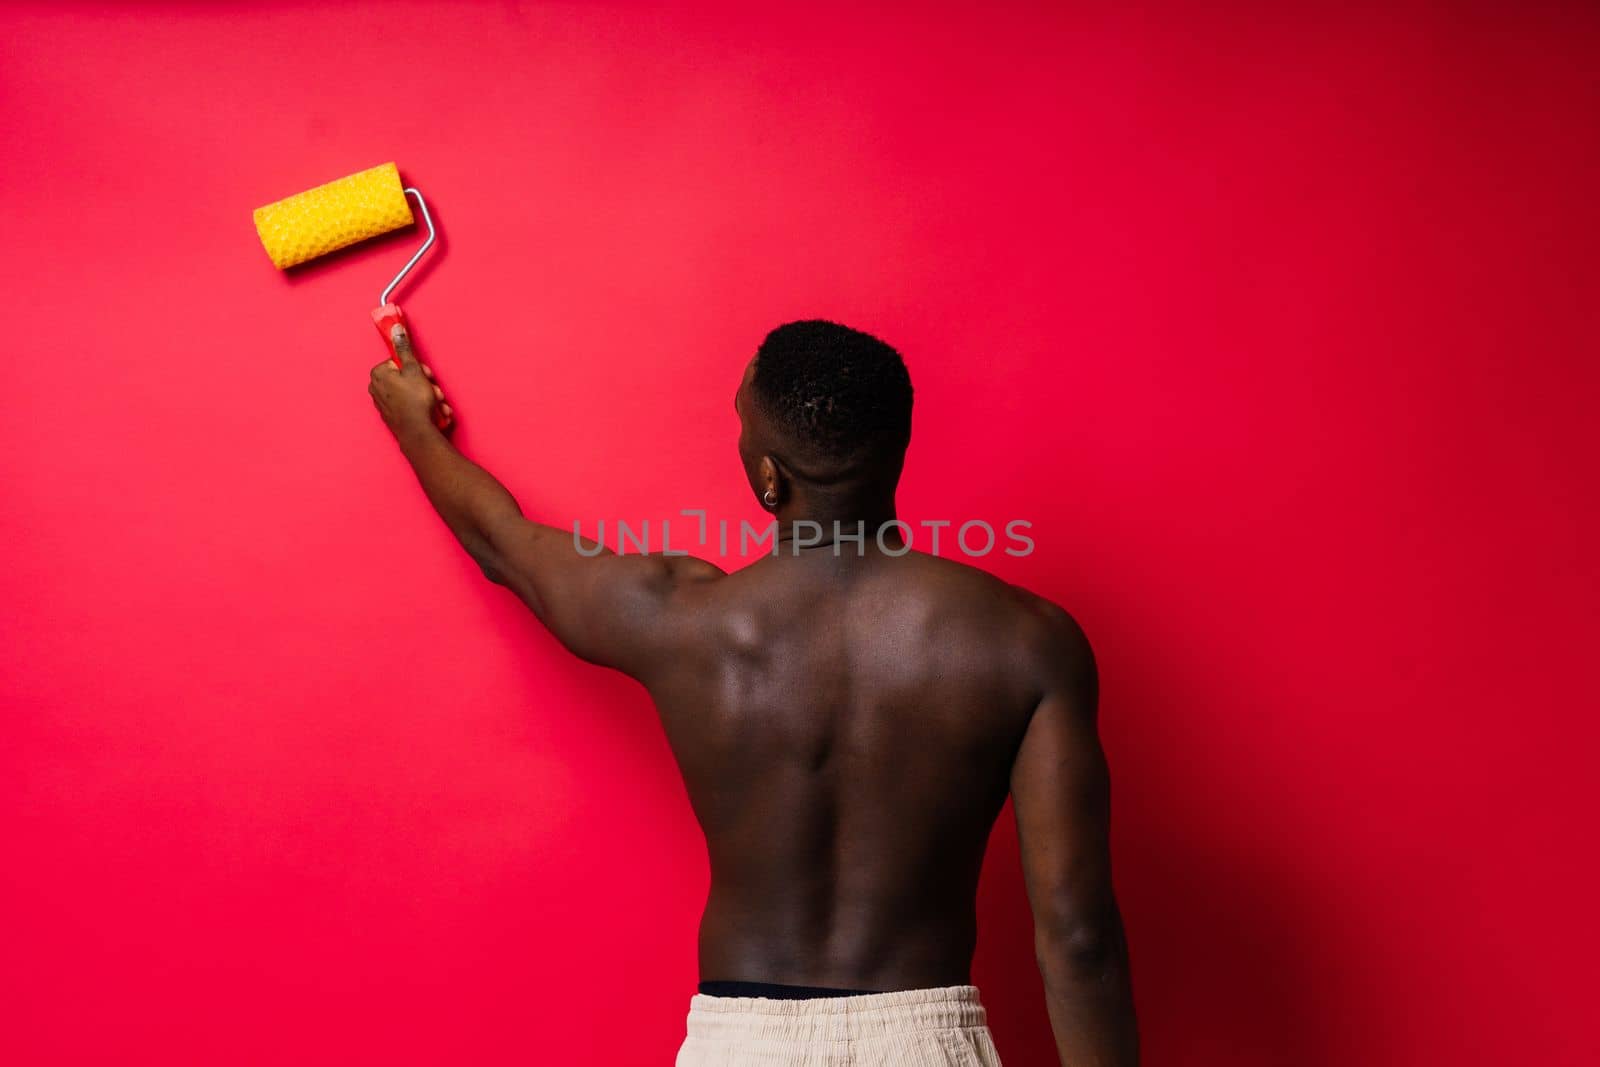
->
[390, 323, 419, 369]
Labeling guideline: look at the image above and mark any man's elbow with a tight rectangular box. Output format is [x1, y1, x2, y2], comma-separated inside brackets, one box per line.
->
[468, 542, 559, 626]
[459, 530, 514, 586]
[468, 544, 506, 585]
[1034, 905, 1126, 986]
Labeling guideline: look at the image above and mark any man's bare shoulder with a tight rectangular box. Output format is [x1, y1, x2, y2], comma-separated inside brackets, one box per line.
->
[876, 552, 1093, 684]
[1019, 588, 1094, 680]
[897, 551, 1080, 624]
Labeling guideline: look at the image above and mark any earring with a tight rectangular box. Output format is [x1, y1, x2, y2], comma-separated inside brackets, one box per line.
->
[763, 489, 779, 508]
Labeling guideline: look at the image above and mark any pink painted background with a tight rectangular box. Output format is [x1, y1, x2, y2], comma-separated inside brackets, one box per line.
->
[3, 3, 1596, 1064]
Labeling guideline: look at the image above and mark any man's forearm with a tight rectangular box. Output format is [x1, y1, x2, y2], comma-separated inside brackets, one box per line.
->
[1038, 909, 1138, 1066]
[392, 422, 527, 576]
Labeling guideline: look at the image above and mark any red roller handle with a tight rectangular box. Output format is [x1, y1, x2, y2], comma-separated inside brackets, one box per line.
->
[372, 303, 449, 431]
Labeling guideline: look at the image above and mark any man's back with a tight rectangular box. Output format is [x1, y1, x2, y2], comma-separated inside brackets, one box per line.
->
[369, 316, 1136, 1063]
[645, 545, 1061, 991]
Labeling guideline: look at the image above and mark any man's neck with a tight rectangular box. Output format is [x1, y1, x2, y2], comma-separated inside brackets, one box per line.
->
[773, 499, 901, 549]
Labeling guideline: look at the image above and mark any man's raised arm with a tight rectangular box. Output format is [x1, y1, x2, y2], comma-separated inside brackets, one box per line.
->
[367, 325, 722, 675]
[1011, 608, 1138, 1066]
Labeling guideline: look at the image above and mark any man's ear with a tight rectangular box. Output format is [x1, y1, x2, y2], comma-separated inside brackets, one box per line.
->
[760, 455, 784, 504]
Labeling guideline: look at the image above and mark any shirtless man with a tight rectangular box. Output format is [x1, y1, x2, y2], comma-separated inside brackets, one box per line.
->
[369, 319, 1137, 1065]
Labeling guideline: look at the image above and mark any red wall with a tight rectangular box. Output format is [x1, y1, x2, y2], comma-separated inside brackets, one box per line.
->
[3, 3, 1595, 1064]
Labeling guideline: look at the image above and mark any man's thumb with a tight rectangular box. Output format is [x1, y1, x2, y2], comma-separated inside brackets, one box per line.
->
[390, 323, 418, 368]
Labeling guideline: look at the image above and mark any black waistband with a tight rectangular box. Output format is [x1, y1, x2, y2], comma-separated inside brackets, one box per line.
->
[698, 980, 884, 1000]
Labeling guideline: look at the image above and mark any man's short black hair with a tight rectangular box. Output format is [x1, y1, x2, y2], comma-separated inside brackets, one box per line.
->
[751, 320, 913, 464]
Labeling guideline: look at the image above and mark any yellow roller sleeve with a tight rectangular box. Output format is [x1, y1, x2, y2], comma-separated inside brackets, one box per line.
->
[252, 162, 415, 270]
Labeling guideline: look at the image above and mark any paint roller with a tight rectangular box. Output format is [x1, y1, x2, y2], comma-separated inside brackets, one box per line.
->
[252, 162, 447, 427]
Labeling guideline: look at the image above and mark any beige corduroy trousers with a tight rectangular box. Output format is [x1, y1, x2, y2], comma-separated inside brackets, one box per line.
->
[675, 984, 1003, 1066]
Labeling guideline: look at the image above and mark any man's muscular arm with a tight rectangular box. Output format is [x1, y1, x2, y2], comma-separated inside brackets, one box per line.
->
[1011, 606, 1138, 1066]
[367, 325, 721, 675]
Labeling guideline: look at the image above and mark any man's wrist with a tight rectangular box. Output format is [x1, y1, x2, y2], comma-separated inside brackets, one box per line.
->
[394, 416, 444, 454]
